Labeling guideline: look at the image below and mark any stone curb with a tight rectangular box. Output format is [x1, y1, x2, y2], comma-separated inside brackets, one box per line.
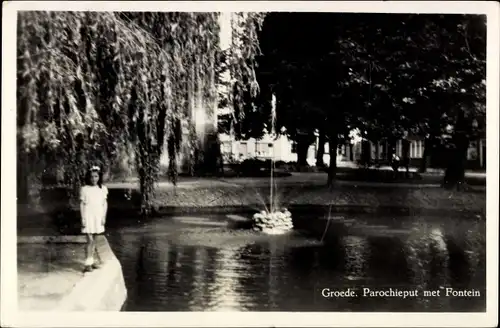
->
[17, 236, 127, 312]
[17, 235, 87, 244]
[55, 236, 127, 311]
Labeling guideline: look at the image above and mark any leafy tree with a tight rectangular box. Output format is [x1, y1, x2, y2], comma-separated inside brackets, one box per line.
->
[362, 14, 487, 184]
[418, 14, 485, 188]
[17, 11, 264, 212]
[254, 13, 485, 187]
[255, 13, 335, 168]
[222, 13, 268, 141]
[18, 11, 170, 209]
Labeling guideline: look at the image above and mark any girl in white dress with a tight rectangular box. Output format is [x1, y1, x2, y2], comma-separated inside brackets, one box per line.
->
[80, 166, 108, 272]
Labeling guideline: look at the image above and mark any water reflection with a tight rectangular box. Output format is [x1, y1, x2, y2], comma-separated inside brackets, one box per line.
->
[206, 248, 241, 311]
[343, 236, 370, 282]
[463, 221, 485, 282]
[189, 248, 208, 310]
[107, 214, 486, 312]
[403, 223, 451, 310]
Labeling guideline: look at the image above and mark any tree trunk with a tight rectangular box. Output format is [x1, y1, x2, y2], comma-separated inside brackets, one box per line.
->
[443, 132, 469, 190]
[402, 139, 410, 176]
[202, 132, 223, 176]
[316, 129, 326, 167]
[374, 142, 380, 166]
[388, 139, 396, 160]
[296, 136, 311, 168]
[327, 131, 339, 188]
[361, 140, 371, 167]
[419, 137, 432, 173]
[349, 143, 354, 161]
[476, 139, 481, 170]
[137, 146, 154, 215]
[17, 149, 30, 204]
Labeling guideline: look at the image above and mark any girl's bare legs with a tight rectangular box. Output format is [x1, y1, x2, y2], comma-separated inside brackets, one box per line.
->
[92, 234, 102, 268]
[84, 234, 94, 271]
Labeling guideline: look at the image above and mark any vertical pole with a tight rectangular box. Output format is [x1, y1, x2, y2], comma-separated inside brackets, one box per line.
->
[270, 94, 276, 213]
[270, 141, 273, 213]
[478, 139, 483, 168]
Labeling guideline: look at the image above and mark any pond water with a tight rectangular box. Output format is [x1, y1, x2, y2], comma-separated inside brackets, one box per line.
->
[106, 212, 486, 312]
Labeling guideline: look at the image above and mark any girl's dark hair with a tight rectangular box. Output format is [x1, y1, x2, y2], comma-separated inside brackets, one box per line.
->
[85, 167, 103, 188]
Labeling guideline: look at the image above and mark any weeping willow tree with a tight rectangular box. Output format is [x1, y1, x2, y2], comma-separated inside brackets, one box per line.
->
[226, 12, 267, 137]
[122, 12, 267, 176]
[17, 11, 158, 205]
[17, 11, 265, 213]
[118, 12, 221, 178]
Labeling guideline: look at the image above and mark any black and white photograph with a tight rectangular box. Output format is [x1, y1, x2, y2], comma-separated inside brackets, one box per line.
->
[1, 1, 498, 327]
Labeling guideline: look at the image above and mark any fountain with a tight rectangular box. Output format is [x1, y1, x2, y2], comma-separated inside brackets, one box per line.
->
[252, 94, 294, 235]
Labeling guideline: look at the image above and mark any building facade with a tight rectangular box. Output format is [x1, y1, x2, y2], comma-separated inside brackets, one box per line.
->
[219, 132, 486, 170]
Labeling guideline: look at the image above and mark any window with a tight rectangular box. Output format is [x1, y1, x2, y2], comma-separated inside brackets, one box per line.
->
[239, 142, 248, 155]
[268, 143, 273, 148]
[291, 142, 297, 153]
[256, 142, 268, 156]
[223, 142, 231, 154]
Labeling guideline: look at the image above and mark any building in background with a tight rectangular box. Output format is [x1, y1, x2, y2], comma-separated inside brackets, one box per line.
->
[218, 130, 486, 170]
[219, 132, 318, 164]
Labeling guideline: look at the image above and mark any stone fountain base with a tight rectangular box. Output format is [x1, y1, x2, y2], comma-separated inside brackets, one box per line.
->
[252, 209, 294, 235]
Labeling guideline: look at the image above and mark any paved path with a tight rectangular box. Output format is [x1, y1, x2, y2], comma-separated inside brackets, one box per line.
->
[17, 235, 127, 312]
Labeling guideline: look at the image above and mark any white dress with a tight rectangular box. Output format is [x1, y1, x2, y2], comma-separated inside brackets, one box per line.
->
[80, 185, 108, 234]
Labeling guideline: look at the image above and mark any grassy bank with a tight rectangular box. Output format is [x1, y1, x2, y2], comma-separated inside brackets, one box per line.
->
[21, 179, 486, 213]
[16, 168, 485, 238]
[17, 175, 486, 235]
[147, 183, 485, 213]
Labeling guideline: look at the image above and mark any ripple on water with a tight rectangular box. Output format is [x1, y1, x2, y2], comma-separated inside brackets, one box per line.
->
[106, 214, 486, 312]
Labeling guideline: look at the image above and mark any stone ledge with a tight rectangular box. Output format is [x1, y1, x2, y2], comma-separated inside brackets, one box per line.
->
[18, 235, 127, 312]
[17, 235, 87, 244]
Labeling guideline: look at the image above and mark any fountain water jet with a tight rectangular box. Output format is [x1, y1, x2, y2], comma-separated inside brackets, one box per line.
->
[252, 94, 294, 235]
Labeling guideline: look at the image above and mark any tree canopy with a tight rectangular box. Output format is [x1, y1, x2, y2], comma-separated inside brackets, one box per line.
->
[228, 13, 486, 187]
[17, 11, 265, 210]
